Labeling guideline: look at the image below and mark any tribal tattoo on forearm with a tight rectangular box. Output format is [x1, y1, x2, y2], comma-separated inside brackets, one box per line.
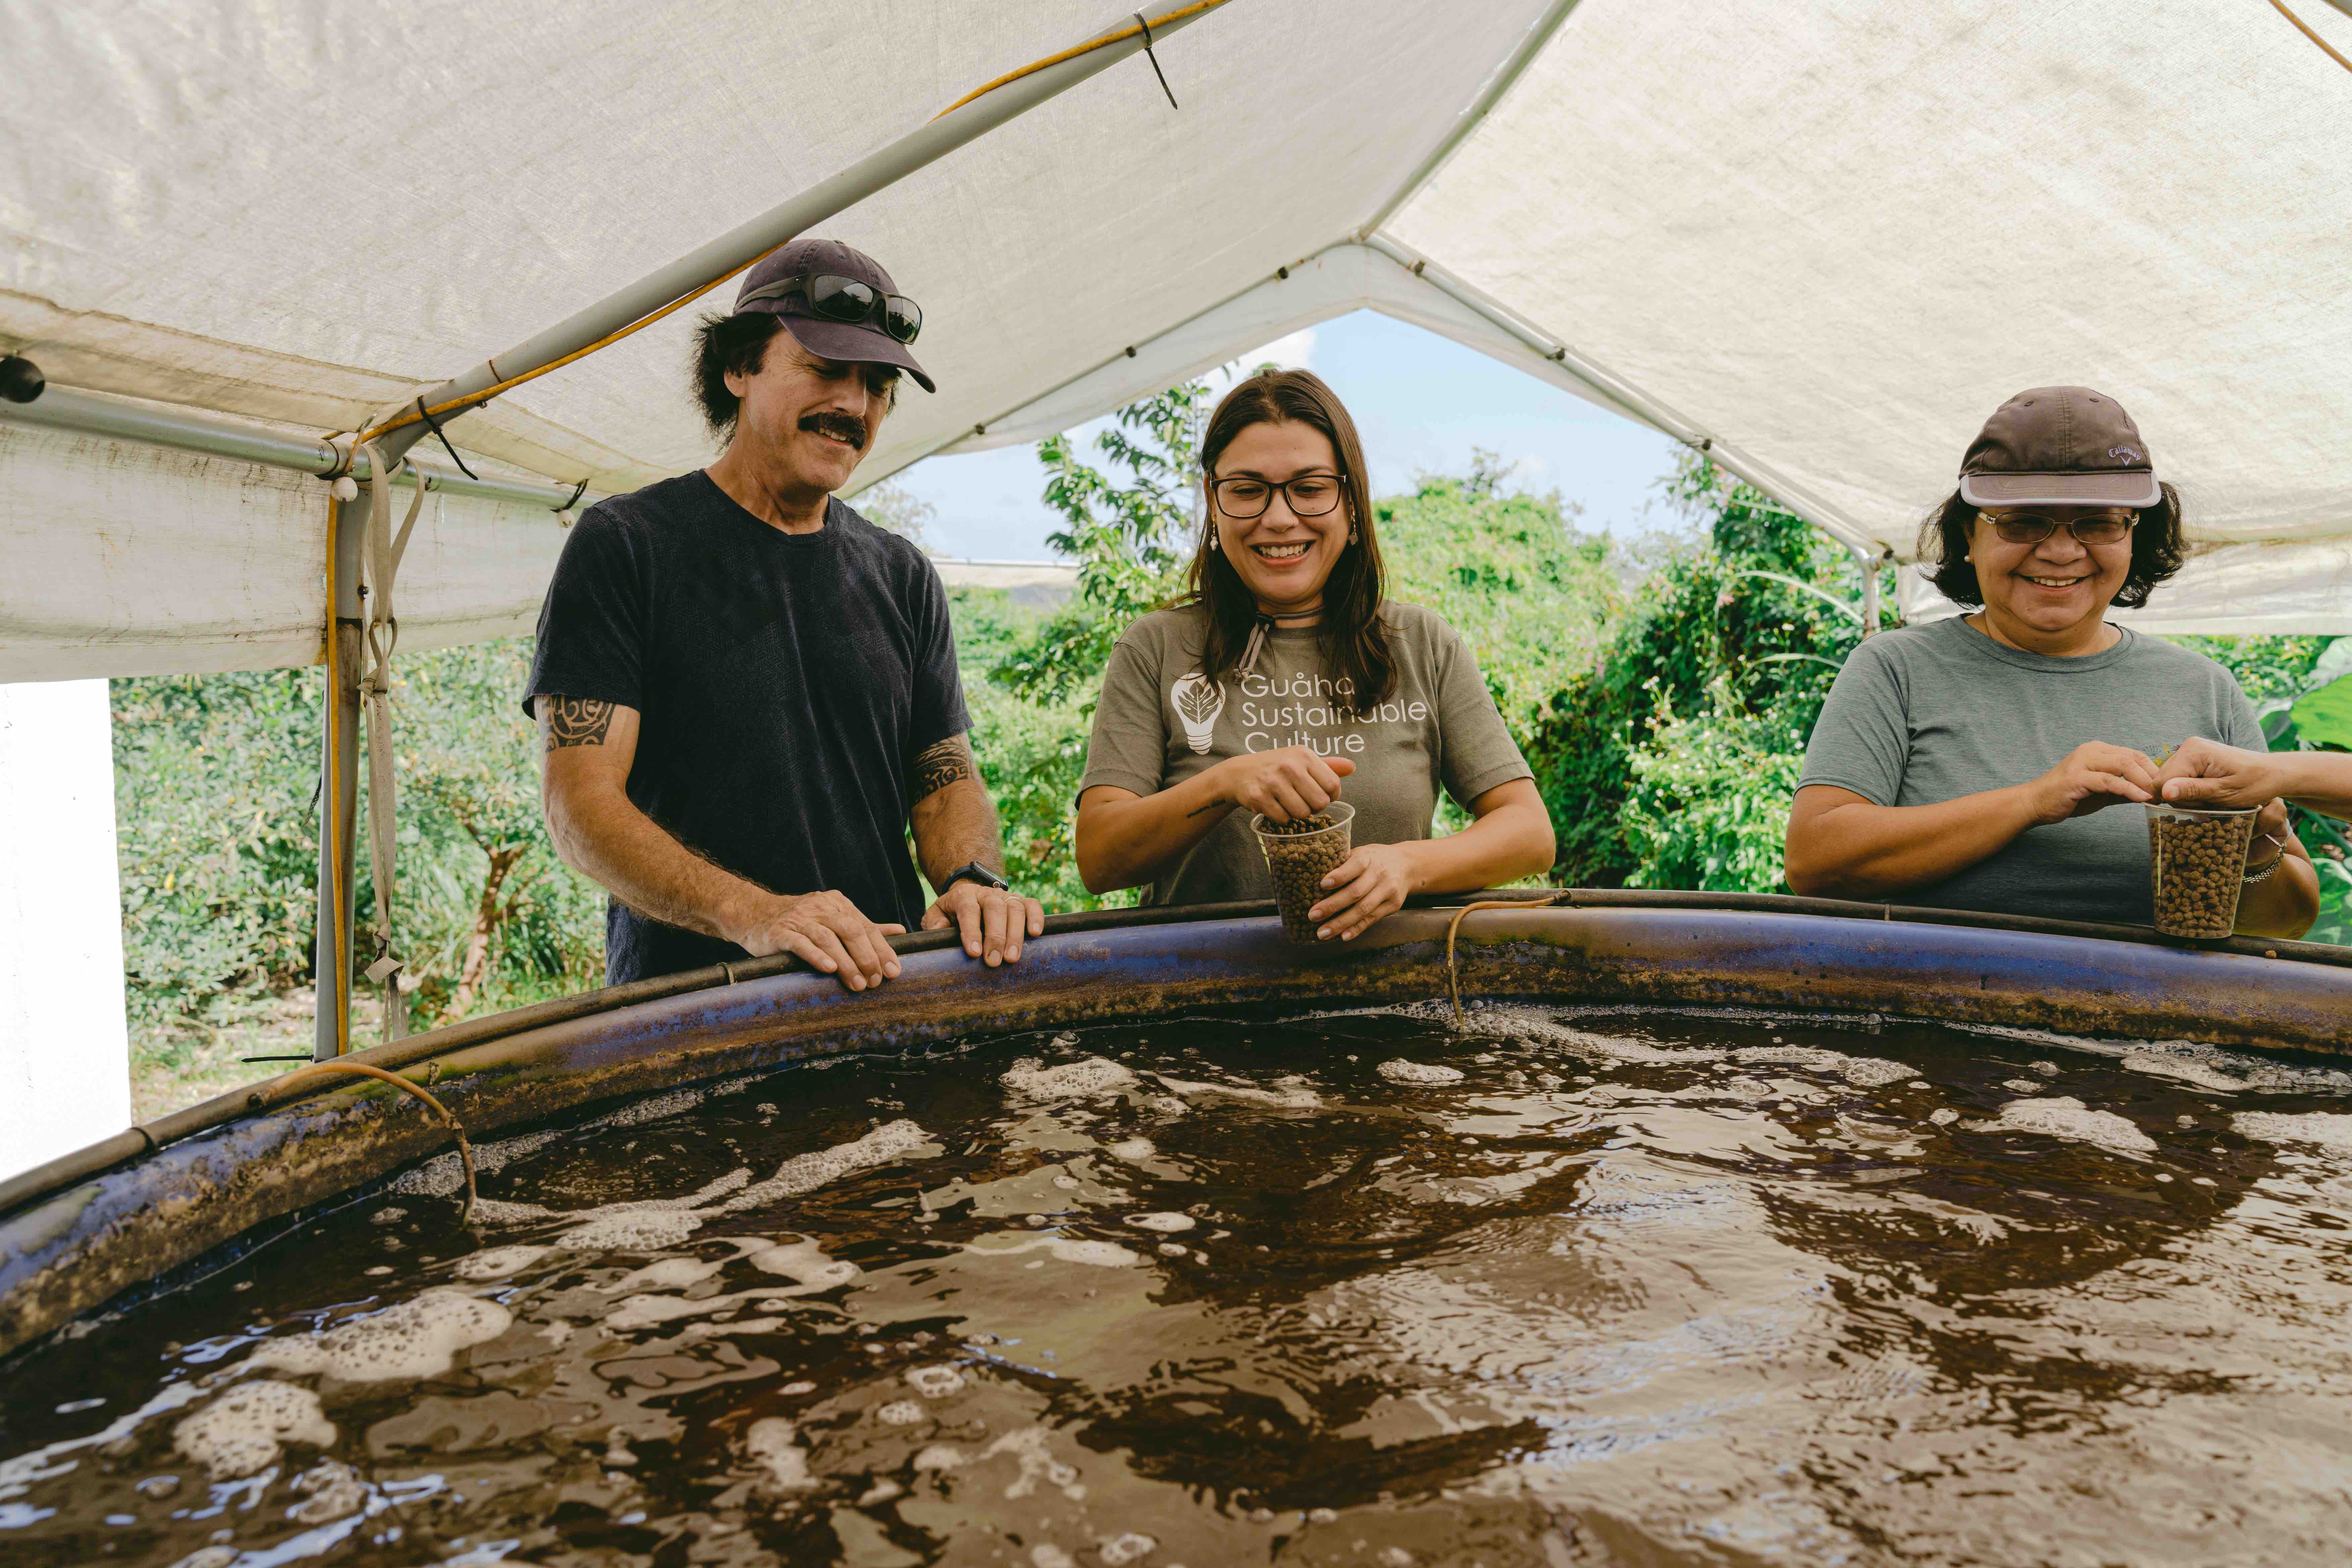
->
[543, 695, 616, 750]
[910, 734, 978, 801]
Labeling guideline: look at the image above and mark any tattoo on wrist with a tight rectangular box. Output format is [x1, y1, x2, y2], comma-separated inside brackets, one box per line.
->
[911, 735, 977, 801]
[544, 695, 615, 750]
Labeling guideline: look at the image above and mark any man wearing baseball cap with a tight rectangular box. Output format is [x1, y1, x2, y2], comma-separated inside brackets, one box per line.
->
[1786, 386, 2317, 935]
[525, 236, 1043, 991]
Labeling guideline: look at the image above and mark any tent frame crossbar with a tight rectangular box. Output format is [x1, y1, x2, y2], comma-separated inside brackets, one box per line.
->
[0, 383, 596, 512]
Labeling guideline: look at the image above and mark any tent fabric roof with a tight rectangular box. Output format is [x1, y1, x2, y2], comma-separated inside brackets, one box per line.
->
[4, 0, 2350, 681]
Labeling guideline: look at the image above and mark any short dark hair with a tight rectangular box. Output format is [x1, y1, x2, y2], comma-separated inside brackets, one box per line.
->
[692, 310, 786, 439]
[691, 310, 901, 440]
[1915, 482, 2189, 610]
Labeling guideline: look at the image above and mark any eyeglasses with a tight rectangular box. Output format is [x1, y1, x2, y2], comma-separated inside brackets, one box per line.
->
[738, 273, 922, 344]
[1980, 509, 2138, 546]
[1210, 472, 1346, 519]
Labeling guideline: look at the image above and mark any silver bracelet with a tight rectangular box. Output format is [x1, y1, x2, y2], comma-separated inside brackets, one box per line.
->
[2242, 835, 2287, 885]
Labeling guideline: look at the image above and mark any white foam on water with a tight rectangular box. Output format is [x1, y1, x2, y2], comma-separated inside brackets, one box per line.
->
[986, 1426, 1086, 1501]
[599, 1087, 706, 1129]
[288, 1460, 370, 1525]
[1106, 1138, 1157, 1162]
[2120, 1052, 2257, 1093]
[390, 1129, 562, 1197]
[913, 1445, 968, 1471]
[2233, 1112, 2352, 1152]
[466, 1198, 559, 1225]
[369, 1208, 405, 1225]
[452, 1245, 552, 1282]
[1970, 1097, 2156, 1156]
[1468, 1009, 1726, 1066]
[905, 1365, 968, 1398]
[1731, 1045, 1912, 1087]
[877, 1401, 926, 1425]
[1001, 1057, 1138, 1102]
[1126, 1213, 1194, 1233]
[966, 1235, 1144, 1268]
[743, 1418, 816, 1490]
[167, 1549, 238, 1568]
[250, 1288, 512, 1382]
[1379, 1060, 1465, 1085]
[557, 1210, 703, 1251]
[1100, 1533, 1158, 1565]
[746, 1238, 859, 1291]
[170, 1381, 335, 1479]
[713, 1119, 937, 1212]
[1153, 1075, 1320, 1109]
[602, 1256, 727, 1294]
[1032, 1546, 1077, 1568]
[1929, 1109, 1961, 1126]
[2001, 1078, 2045, 1094]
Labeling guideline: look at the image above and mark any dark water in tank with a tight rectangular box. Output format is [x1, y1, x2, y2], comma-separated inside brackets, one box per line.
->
[4, 1003, 2351, 1567]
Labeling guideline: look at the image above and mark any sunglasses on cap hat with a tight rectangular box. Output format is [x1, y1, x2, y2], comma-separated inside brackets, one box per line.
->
[736, 273, 922, 345]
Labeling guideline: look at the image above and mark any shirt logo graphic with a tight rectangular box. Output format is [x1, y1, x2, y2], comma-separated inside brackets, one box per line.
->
[1171, 672, 1224, 754]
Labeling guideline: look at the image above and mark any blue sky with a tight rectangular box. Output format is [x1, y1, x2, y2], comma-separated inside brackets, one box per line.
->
[890, 308, 1686, 561]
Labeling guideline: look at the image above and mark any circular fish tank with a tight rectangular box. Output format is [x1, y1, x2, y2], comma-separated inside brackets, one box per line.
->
[2, 899, 2349, 1565]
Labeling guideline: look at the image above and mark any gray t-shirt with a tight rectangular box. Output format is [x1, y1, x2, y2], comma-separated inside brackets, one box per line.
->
[1080, 601, 1533, 906]
[1798, 616, 2262, 924]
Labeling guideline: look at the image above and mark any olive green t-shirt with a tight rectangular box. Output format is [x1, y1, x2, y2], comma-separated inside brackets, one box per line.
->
[1078, 601, 1533, 906]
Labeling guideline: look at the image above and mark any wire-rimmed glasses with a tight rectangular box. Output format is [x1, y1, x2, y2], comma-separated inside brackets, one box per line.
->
[1981, 508, 2138, 545]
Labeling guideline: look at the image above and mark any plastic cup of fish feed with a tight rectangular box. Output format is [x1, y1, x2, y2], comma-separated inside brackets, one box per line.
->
[1253, 801, 1356, 943]
[2145, 800, 2257, 939]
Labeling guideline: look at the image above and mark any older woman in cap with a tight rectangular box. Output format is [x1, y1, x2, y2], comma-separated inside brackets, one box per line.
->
[1784, 387, 2318, 936]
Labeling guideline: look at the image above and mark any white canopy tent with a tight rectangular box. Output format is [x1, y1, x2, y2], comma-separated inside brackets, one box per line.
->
[2, 0, 2349, 1070]
[8, 0, 2351, 677]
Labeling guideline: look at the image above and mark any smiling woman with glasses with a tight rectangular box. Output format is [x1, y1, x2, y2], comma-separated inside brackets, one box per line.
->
[1069, 368, 1557, 939]
[1783, 386, 2318, 936]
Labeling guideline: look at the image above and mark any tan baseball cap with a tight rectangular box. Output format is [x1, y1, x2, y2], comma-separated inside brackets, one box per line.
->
[1957, 386, 2160, 509]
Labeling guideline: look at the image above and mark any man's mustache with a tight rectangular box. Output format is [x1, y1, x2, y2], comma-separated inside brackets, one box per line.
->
[798, 411, 869, 450]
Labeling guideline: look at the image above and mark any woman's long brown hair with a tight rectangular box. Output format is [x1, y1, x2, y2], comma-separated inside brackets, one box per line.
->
[1182, 368, 1394, 706]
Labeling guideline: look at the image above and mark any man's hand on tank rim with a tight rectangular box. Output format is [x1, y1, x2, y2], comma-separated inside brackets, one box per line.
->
[727, 887, 905, 992]
[923, 879, 1046, 968]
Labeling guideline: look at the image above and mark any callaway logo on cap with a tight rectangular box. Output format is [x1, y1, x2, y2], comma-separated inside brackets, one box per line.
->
[1958, 387, 2160, 509]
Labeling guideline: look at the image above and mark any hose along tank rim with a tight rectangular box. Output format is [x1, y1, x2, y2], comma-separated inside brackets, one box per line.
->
[3, 890, 2347, 1224]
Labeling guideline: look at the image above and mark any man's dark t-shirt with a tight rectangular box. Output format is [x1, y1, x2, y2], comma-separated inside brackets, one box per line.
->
[525, 471, 968, 984]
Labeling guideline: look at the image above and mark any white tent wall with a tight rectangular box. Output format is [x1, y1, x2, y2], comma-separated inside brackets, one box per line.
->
[0, 678, 130, 1181]
[0, 423, 571, 682]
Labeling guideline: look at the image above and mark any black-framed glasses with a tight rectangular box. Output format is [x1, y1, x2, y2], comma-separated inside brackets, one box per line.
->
[1981, 508, 2138, 546]
[738, 273, 922, 344]
[1210, 472, 1346, 519]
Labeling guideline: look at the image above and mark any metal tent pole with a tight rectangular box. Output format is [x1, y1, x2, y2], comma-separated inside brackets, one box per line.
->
[314, 492, 367, 1059]
[369, 2, 1226, 470]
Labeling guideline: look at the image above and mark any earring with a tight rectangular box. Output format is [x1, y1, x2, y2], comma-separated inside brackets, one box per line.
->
[1349, 526, 1360, 544]
[1208, 530, 1221, 551]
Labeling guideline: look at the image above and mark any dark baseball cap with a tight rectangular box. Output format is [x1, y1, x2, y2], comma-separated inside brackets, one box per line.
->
[1957, 386, 2159, 509]
[733, 237, 934, 394]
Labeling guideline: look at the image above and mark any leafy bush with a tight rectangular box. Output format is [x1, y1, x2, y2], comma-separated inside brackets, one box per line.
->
[114, 640, 606, 1037]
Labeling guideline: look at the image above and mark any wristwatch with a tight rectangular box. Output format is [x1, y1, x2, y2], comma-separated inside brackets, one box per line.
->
[944, 862, 1010, 894]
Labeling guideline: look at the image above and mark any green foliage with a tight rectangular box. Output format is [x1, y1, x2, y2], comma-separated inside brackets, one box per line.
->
[113, 668, 324, 1029]
[368, 641, 606, 1024]
[114, 640, 606, 1036]
[1620, 679, 1808, 891]
[1373, 456, 1621, 728]
[990, 384, 1209, 706]
[1525, 452, 1893, 889]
